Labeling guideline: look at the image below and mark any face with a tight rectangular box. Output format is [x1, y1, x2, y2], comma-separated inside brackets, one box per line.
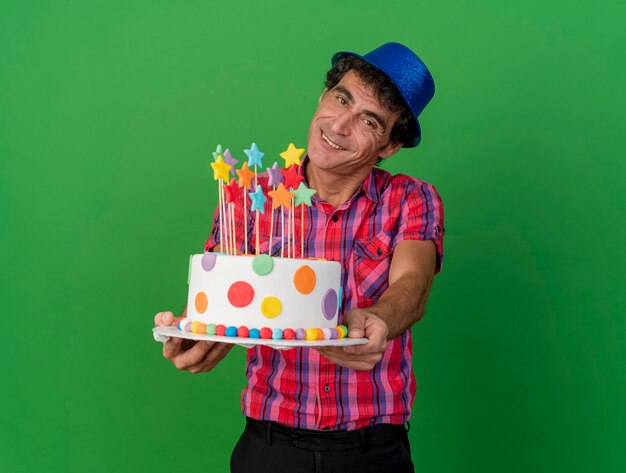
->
[307, 70, 402, 175]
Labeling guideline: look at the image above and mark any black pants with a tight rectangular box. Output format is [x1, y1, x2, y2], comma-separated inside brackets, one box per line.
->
[230, 417, 414, 473]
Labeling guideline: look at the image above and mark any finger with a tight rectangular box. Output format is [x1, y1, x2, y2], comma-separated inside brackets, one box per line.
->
[163, 336, 184, 359]
[188, 343, 234, 373]
[154, 311, 175, 327]
[173, 341, 215, 370]
[346, 336, 387, 356]
[345, 312, 365, 339]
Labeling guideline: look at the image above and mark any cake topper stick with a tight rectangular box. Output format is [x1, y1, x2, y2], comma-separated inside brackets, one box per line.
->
[293, 181, 316, 258]
[231, 204, 236, 254]
[218, 182, 224, 253]
[211, 154, 232, 253]
[267, 162, 284, 257]
[268, 201, 274, 255]
[301, 203, 305, 257]
[225, 178, 244, 255]
[220, 183, 229, 254]
[236, 161, 255, 255]
[244, 143, 264, 255]
[248, 184, 267, 255]
[268, 183, 294, 259]
[291, 203, 295, 258]
[281, 206, 285, 258]
[243, 191, 248, 254]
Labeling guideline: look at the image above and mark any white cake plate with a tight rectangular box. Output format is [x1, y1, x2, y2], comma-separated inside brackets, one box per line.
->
[153, 326, 368, 350]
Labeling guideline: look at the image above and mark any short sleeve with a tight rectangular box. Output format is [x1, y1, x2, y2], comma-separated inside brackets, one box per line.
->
[395, 179, 445, 274]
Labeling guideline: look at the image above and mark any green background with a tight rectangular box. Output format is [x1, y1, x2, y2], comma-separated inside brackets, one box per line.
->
[1, 0, 624, 471]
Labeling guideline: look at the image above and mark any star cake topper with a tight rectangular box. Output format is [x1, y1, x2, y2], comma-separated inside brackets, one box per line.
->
[244, 142, 265, 168]
[279, 143, 305, 168]
[223, 148, 239, 174]
[268, 183, 295, 210]
[293, 182, 317, 206]
[249, 185, 267, 213]
[266, 162, 284, 187]
[212, 144, 223, 161]
[236, 161, 255, 190]
[280, 165, 304, 189]
[210, 155, 232, 181]
[224, 178, 242, 204]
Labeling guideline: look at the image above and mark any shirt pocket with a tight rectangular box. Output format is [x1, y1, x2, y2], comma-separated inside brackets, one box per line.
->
[352, 231, 394, 301]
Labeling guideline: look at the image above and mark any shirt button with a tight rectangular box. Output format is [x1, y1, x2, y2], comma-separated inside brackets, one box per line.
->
[331, 215, 339, 222]
[324, 385, 331, 393]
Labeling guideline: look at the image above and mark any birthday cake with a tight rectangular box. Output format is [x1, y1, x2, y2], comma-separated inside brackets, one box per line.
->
[173, 143, 349, 342]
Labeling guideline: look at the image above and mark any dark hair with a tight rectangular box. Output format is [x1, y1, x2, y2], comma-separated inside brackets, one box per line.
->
[324, 55, 417, 149]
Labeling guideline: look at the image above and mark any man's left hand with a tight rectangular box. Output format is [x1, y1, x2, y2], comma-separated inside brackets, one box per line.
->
[315, 308, 388, 371]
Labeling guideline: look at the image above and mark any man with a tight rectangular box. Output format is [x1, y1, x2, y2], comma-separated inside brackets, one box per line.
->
[154, 42, 444, 473]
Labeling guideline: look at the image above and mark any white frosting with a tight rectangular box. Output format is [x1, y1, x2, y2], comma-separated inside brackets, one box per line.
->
[187, 254, 341, 330]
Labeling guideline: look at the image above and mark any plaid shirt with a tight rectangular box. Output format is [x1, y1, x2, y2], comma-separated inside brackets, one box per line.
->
[205, 158, 444, 430]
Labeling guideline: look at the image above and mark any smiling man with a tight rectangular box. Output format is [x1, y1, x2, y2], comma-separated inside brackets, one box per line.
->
[154, 42, 444, 473]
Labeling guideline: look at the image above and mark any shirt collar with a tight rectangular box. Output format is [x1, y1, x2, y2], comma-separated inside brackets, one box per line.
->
[298, 155, 380, 205]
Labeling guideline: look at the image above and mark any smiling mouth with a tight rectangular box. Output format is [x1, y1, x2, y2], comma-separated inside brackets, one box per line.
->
[321, 132, 346, 150]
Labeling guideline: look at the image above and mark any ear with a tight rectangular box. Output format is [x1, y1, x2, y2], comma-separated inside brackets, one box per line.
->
[378, 140, 403, 159]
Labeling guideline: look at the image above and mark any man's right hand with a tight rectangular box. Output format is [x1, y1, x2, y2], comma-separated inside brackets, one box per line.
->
[154, 311, 234, 374]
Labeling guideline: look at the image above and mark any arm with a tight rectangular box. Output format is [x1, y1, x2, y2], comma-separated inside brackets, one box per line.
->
[367, 239, 436, 339]
[316, 239, 437, 370]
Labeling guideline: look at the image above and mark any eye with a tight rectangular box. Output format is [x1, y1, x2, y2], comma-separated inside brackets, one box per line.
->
[337, 96, 347, 106]
[363, 119, 377, 129]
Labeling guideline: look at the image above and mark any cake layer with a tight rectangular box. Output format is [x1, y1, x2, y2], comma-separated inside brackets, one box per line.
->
[187, 253, 341, 330]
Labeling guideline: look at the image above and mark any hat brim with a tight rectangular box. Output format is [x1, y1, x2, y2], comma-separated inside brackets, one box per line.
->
[331, 51, 421, 148]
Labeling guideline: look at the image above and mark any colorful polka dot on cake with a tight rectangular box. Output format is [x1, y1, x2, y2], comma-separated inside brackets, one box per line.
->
[293, 265, 316, 294]
[228, 281, 254, 308]
[322, 289, 338, 320]
[295, 328, 306, 340]
[283, 328, 295, 340]
[261, 296, 282, 318]
[272, 328, 283, 340]
[252, 254, 274, 275]
[205, 323, 216, 335]
[201, 252, 217, 271]
[260, 328, 272, 339]
[194, 292, 208, 314]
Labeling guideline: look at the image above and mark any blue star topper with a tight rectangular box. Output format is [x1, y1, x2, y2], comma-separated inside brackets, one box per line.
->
[244, 142, 264, 168]
[248, 184, 267, 213]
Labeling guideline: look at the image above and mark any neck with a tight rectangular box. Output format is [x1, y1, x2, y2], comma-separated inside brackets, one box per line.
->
[304, 160, 373, 208]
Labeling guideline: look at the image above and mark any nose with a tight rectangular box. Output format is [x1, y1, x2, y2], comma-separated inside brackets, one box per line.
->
[330, 109, 352, 136]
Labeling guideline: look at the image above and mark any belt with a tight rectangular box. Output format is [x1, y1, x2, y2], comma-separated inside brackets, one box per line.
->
[245, 417, 408, 452]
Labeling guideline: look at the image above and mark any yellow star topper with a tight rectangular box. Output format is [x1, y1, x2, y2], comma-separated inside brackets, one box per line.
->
[279, 143, 305, 168]
[210, 155, 232, 181]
